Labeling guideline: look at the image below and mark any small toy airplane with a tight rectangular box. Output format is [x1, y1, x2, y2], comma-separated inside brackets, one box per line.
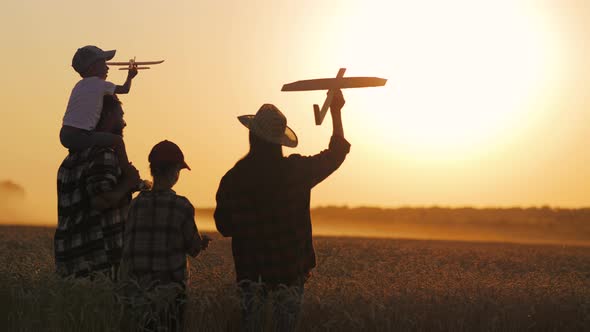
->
[282, 68, 387, 125]
[106, 57, 165, 70]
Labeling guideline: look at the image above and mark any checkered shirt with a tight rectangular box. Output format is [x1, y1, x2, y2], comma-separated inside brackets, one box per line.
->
[54, 147, 128, 278]
[214, 135, 351, 285]
[122, 190, 202, 285]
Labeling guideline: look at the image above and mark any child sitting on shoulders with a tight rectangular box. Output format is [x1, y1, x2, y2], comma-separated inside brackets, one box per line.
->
[61, 45, 138, 166]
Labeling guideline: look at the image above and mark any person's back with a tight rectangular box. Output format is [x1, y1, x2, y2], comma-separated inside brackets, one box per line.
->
[215, 92, 350, 331]
[55, 147, 122, 278]
[217, 139, 349, 284]
[123, 189, 202, 285]
[121, 140, 210, 332]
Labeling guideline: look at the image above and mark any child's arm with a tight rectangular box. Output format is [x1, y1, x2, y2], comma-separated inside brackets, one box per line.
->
[114, 65, 138, 94]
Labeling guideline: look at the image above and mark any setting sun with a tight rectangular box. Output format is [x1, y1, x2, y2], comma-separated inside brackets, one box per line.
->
[336, 1, 560, 160]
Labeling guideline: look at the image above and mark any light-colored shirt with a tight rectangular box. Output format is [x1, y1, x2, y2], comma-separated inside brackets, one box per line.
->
[63, 77, 116, 130]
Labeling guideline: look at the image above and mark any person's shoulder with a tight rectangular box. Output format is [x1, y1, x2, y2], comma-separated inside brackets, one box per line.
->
[59, 149, 90, 169]
[174, 194, 195, 209]
[287, 153, 304, 160]
[129, 191, 150, 208]
[82, 76, 103, 83]
[75, 76, 99, 86]
[221, 159, 244, 180]
[87, 146, 118, 166]
[131, 191, 149, 202]
[90, 146, 116, 157]
[77, 76, 113, 88]
[170, 193, 195, 216]
[285, 153, 306, 165]
[63, 147, 97, 161]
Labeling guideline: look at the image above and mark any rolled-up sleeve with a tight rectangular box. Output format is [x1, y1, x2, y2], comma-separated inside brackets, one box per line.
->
[289, 135, 351, 188]
[181, 203, 202, 257]
[86, 150, 119, 197]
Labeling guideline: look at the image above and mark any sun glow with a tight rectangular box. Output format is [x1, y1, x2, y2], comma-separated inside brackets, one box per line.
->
[336, 1, 558, 160]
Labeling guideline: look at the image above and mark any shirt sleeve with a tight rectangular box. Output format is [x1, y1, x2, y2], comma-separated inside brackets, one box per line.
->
[103, 80, 116, 95]
[181, 200, 202, 257]
[214, 173, 235, 237]
[288, 135, 351, 188]
[86, 149, 120, 198]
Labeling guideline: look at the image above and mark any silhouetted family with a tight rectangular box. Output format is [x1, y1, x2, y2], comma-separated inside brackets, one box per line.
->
[54, 45, 350, 332]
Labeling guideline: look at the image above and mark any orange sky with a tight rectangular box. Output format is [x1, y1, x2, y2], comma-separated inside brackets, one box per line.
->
[1, 0, 589, 222]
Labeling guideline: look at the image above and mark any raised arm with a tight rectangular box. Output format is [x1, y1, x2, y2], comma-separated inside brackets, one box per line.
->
[114, 65, 138, 94]
[288, 89, 351, 188]
[330, 89, 345, 138]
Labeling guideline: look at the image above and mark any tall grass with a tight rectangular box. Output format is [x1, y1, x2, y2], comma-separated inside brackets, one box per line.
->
[1, 226, 589, 331]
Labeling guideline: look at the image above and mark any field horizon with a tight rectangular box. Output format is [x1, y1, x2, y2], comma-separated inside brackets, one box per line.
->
[5, 206, 589, 247]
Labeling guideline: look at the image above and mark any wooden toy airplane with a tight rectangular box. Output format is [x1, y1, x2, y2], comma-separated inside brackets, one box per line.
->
[106, 57, 165, 70]
[282, 68, 387, 125]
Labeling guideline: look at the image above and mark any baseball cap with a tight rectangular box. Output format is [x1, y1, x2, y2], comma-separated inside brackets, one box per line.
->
[148, 140, 191, 170]
[72, 45, 116, 74]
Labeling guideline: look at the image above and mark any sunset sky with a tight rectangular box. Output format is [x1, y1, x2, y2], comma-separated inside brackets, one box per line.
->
[1, 0, 589, 222]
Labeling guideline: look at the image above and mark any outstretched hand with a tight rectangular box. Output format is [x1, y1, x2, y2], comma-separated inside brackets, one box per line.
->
[201, 234, 212, 250]
[127, 64, 138, 80]
[330, 89, 345, 111]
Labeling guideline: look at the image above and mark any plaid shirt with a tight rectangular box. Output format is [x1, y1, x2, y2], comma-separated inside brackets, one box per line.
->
[122, 190, 202, 285]
[54, 147, 128, 278]
[214, 135, 351, 285]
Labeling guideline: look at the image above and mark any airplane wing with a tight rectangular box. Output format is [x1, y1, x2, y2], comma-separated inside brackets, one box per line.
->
[282, 77, 387, 91]
[134, 60, 165, 65]
[106, 60, 165, 66]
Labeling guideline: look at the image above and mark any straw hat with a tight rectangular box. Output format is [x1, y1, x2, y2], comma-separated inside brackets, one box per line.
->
[238, 104, 298, 148]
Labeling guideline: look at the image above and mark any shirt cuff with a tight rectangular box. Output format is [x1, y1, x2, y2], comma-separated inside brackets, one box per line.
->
[329, 135, 351, 154]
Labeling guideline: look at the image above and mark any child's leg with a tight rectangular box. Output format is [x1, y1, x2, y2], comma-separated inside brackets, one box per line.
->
[61, 127, 130, 165]
[60, 126, 96, 151]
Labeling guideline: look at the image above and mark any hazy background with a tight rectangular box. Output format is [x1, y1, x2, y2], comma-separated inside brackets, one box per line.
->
[1, 0, 590, 224]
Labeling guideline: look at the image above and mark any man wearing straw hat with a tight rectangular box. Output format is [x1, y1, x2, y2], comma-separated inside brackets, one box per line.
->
[214, 90, 350, 331]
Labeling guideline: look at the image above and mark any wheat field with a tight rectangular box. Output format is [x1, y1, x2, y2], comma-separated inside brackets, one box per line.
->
[1, 225, 589, 331]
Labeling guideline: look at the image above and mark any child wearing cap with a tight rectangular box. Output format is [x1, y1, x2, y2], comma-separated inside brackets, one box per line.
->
[60, 45, 138, 167]
[122, 140, 211, 330]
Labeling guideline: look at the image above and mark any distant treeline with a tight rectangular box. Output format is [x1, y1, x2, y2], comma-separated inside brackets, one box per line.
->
[197, 206, 590, 226]
[310, 206, 590, 227]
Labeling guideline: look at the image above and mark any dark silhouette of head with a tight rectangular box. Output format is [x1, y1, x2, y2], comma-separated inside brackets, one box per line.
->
[239, 104, 299, 163]
[80, 59, 109, 79]
[247, 131, 283, 161]
[95, 95, 125, 136]
[72, 45, 114, 79]
[148, 140, 190, 190]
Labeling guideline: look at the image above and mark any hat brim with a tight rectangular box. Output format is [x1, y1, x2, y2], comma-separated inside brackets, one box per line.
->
[101, 50, 116, 61]
[238, 115, 298, 148]
[151, 160, 191, 171]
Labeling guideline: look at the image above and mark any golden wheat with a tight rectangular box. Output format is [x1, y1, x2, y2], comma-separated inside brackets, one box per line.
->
[1, 226, 589, 331]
